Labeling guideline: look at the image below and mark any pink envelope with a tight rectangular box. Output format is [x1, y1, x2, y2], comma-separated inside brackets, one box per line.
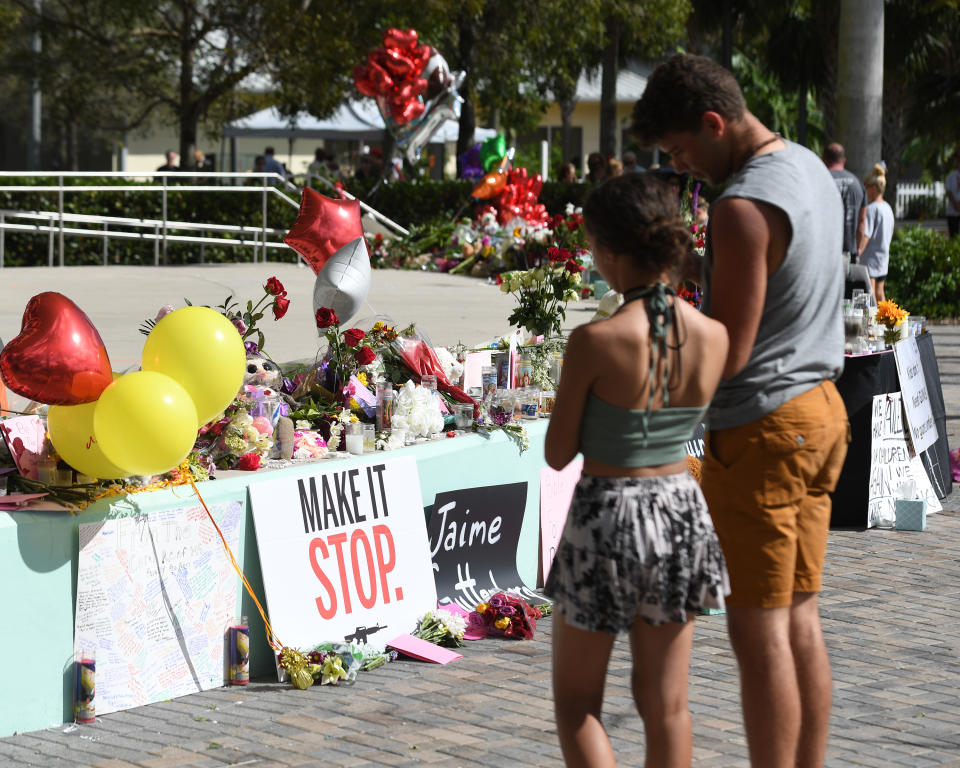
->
[387, 634, 462, 664]
[0, 492, 49, 509]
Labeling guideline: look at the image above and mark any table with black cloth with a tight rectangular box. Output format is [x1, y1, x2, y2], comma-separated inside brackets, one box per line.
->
[830, 332, 952, 527]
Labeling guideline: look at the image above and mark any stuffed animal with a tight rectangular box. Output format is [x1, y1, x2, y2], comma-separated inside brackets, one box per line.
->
[242, 351, 297, 460]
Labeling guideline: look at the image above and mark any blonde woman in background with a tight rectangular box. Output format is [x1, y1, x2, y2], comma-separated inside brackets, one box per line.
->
[858, 163, 895, 303]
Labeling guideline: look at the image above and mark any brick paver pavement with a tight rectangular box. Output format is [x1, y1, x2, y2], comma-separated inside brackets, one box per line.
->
[3, 324, 958, 767]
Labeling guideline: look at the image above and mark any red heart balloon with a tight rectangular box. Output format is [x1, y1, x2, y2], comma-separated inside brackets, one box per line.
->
[284, 188, 364, 274]
[0, 292, 113, 405]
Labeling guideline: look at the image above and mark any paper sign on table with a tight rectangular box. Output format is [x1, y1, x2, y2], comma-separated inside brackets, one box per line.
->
[462, 351, 492, 390]
[0, 415, 45, 478]
[893, 336, 938, 453]
[540, 458, 583, 583]
[387, 633, 462, 664]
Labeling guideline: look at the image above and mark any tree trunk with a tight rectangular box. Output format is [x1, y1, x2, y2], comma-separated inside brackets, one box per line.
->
[721, 0, 734, 71]
[816, 0, 840, 141]
[837, 0, 883, 180]
[797, 69, 808, 147]
[68, 118, 79, 171]
[599, 17, 619, 159]
[455, 11, 477, 177]
[882, 79, 909, 219]
[178, 4, 197, 172]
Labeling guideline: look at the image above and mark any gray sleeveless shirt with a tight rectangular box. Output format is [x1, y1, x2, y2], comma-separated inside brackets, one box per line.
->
[703, 140, 844, 429]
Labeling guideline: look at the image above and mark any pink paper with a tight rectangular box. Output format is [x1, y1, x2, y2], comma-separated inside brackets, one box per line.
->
[387, 633, 462, 664]
[0, 416, 45, 479]
[0, 492, 49, 509]
[540, 458, 583, 583]
[462, 351, 492, 390]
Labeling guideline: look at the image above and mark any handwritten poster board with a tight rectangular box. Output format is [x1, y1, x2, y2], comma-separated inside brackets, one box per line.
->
[539, 459, 583, 583]
[429, 481, 543, 611]
[249, 456, 436, 652]
[74, 501, 242, 716]
[867, 393, 941, 528]
[893, 336, 938, 453]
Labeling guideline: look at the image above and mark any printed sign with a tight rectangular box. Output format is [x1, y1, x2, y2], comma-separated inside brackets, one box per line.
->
[74, 502, 242, 716]
[429, 482, 542, 611]
[540, 459, 583, 583]
[248, 456, 436, 652]
[685, 422, 706, 459]
[867, 393, 941, 528]
[893, 336, 938, 453]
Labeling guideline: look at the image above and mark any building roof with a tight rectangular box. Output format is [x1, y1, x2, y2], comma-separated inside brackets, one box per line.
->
[223, 102, 496, 144]
[573, 68, 649, 103]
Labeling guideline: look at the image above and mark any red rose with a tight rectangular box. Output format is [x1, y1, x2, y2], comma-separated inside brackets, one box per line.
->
[237, 452, 262, 471]
[315, 307, 339, 329]
[566, 260, 585, 273]
[495, 273, 503, 286]
[272, 295, 290, 320]
[264, 277, 285, 296]
[547, 246, 564, 263]
[355, 345, 376, 365]
[343, 328, 366, 347]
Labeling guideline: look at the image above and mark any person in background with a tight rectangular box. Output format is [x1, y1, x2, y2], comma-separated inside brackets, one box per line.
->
[263, 146, 287, 178]
[156, 150, 178, 173]
[822, 143, 867, 259]
[946, 152, 960, 238]
[696, 200, 710, 228]
[622, 150, 644, 172]
[558, 162, 578, 183]
[546, 173, 729, 768]
[586, 152, 608, 184]
[633, 53, 849, 768]
[860, 163, 895, 303]
[608, 158, 624, 177]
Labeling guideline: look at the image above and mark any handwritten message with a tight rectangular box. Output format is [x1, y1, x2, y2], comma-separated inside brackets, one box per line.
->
[893, 336, 938, 453]
[74, 502, 242, 716]
[867, 393, 940, 528]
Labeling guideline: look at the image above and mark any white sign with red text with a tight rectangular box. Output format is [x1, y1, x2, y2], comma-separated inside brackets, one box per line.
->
[248, 456, 436, 652]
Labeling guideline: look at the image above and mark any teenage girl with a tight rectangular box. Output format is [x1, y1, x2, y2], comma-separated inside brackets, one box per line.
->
[545, 173, 729, 768]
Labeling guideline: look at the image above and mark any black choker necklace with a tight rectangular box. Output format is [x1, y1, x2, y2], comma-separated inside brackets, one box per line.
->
[747, 132, 781, 158]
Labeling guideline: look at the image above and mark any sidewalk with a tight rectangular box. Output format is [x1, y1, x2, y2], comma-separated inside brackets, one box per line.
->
[1, 268, 958, 767]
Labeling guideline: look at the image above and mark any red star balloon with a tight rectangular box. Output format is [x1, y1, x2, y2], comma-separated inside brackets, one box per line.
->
[284, 188, 364, 274]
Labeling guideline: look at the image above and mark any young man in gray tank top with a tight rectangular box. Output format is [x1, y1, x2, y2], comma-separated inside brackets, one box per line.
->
[634, 54, 850, 768]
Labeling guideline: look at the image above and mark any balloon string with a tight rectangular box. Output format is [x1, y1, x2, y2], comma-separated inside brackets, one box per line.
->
[189, 479, 283, 652]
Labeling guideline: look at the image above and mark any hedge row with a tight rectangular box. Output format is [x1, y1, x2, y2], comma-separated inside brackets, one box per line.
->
[887, 225, 960, 319]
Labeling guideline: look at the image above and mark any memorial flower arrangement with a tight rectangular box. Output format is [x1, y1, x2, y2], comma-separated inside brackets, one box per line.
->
[194, 399, 273, 470]
[315, 307, 378, 403]
[497, 248, 585, 337]
[468, 592, 545, 640]
[279, 642, 394, 689]
[414, 608, 467, 647]
[876, 299, 910, 345]
[390, 380, 444, 438]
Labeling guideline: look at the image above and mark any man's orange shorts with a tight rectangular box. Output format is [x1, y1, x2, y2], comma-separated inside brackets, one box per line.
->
[702, 381, 850, 608]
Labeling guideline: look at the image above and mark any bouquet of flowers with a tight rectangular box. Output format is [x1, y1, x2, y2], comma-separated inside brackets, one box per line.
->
[195, 399, 273, 470]
[497, 248, 584, 338]
[876, 299, 909, 345]
[414, 609, 467, 647]
[467, 592, 545, 640]
[390, 380, 444, 438]
[315, 307, 377, 403]
[279, 642, 371, 689]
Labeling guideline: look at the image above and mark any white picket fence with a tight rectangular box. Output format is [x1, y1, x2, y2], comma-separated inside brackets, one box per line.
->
[895, 181, 945, 219]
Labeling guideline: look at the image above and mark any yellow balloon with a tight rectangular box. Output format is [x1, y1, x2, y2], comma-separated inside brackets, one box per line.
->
[93, 371, 198, 476]
[48, 398, 130, 479]
[141, 305, 246, 424]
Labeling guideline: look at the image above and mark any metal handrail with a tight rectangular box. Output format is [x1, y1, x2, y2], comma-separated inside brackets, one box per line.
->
[0, 170, 409, 266]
